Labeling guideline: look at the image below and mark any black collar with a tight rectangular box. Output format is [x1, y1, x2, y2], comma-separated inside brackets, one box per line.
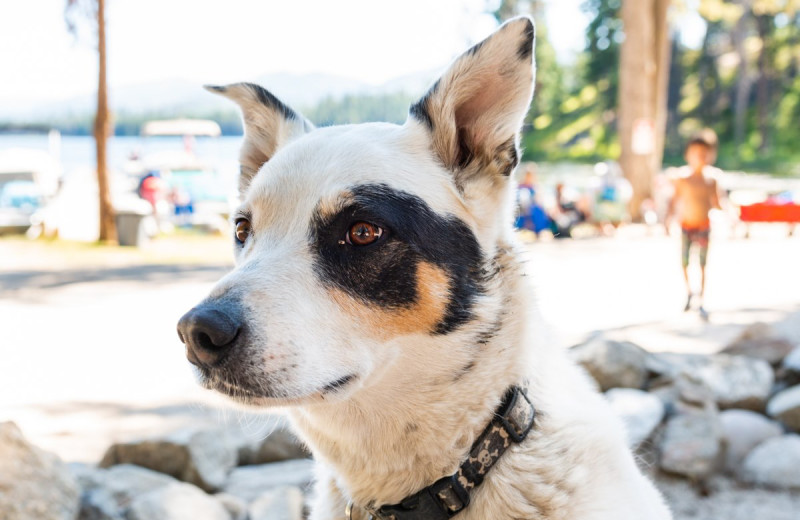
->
[347, 385, 536, 520]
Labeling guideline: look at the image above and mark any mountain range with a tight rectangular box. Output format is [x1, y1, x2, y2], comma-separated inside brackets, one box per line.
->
[1, 70, 438, 122]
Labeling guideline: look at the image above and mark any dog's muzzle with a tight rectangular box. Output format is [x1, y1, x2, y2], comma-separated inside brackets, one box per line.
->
[177, 304, 241, 367]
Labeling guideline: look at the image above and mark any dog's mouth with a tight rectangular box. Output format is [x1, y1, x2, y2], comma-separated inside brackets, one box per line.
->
[194, 367, 359, 406]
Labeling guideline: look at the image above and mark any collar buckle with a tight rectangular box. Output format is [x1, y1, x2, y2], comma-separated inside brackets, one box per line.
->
[372, 472, 468, 520]
[498, 386, 535, 443]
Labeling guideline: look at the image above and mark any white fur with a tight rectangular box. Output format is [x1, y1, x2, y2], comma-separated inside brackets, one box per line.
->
[198, 17, 672, 520]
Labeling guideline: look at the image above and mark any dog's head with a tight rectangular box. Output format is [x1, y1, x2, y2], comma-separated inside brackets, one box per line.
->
[177, 17, 535, 406]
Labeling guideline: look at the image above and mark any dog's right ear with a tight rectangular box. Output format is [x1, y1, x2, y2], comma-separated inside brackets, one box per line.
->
[205, 83, 314, 196]
[408, 17, 535, 191]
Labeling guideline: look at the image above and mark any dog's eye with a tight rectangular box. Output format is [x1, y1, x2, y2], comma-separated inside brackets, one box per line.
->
[235, 218, 251, 244]
[346, 222, 383, 246]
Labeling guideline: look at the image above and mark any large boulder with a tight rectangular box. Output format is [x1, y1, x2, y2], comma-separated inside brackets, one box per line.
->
[719, 409, 784, 472]
[236, 425, 310, 466]
[722, 322, 796, 365]
[766, 385, 800, 431]
[249, 486, 305, 520]
[740, 434, 800, 489]
[658, 405, 722, 479]
[223, 459, 315, 503]
[650, 353, 774, 411]
[569, 338, 649, 391]
[100, 427, 238, 492]
[0, 421, 80, 520]
[126, 482, 230, 520]
[605, 388, 665, 447]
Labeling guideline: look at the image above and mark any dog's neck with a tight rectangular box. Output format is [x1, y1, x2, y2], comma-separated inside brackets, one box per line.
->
[289, 243, 534, 509]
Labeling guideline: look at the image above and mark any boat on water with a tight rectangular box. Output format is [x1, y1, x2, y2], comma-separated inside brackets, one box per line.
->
[0, 147, 62, 234]
[127, 118, 237, 234]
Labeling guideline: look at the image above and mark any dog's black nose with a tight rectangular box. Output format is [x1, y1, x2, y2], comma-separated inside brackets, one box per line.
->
[177, 305, 240, 367]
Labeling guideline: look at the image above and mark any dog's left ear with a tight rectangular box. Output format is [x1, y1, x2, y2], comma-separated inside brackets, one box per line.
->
[409, 17, 535, 188]
[205, 83, 314, 196]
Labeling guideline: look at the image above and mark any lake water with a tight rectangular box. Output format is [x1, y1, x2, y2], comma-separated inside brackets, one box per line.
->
[0, 134, 245, 176]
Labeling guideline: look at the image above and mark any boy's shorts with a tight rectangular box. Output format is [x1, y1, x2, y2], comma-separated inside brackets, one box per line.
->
[681, 225, 710, 267]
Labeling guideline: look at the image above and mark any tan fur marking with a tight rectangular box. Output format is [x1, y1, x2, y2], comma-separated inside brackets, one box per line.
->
[331, 262, 450, 340]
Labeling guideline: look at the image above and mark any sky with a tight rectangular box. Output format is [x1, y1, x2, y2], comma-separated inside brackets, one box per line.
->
[0, 0, 590, 109]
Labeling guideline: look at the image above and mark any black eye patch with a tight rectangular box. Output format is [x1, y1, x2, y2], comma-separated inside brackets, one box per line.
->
[309, 184, 485, 334]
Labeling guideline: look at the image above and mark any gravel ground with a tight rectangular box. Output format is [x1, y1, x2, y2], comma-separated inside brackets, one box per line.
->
[2, 229, 799, 514]
[655, 474, 800, 520]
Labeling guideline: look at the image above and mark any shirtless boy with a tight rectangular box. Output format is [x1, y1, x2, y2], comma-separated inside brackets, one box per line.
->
[666, 129, 722, 318]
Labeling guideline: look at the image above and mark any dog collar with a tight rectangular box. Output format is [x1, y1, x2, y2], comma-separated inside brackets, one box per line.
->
[347, 385, 536, 520]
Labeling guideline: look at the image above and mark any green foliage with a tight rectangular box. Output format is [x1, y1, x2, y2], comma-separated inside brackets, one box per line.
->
[515, 0, 623, 163]
[674, 0, 800, 173]
[522, 0, 800, 173]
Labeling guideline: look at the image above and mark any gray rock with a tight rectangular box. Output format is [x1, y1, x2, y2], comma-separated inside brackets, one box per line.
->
[68, 461, 102, 490]
[779, 347, 800, 386]
[740, 434, 800, 489]
[0, 421, 80, 520]
[223, 459, 315, 503]
[719, 409, 784, 472]
[659, 406, 722, 479]
[767, 385, 800, 431]
[783, 346, 800, 373]
[73, 464, 178, 519]
[100, 427, 238, 492]
[722, 322, 796, 365]
[126, 482, 230, 520]
[249, 486, 305, 520]
[214, 492, 249, 520]
[569, 338, 649, 391]
[236, 426, 310, 466]
[605, 388, 665, 447]
[77, 488, 125, 520]
[650, 353, 774, 411]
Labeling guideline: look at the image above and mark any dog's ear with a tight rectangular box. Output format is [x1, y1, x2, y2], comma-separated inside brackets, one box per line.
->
[204, 83, 314, 196]
[409, 17, 534, 188]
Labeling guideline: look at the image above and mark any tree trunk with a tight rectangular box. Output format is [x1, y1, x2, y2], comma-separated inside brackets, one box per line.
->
[94, 0, 117, 243]
[732, 0, 753, 149]
[755, 15, 770, 152]
[618, 0, 671, 221]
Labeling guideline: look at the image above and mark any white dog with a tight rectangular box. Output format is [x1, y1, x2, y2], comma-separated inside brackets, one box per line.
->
[177, 17, 671, 520]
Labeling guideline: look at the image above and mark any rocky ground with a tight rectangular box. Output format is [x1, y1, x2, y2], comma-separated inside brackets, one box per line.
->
[1, 228, 799, 519]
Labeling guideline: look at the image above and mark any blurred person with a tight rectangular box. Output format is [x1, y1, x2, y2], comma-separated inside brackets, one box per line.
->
[591, 161, 632, 235]
[137, 171, 169, 232]
[666, 129, 722, 319]
[551, 182, 586, 238]
[515, 163, 551, 237]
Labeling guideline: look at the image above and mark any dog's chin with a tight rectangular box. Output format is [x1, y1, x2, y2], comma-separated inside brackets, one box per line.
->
[193, 367, 359, 407]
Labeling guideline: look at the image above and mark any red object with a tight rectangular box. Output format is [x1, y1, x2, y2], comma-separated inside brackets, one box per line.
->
[740, 202, 800, 223]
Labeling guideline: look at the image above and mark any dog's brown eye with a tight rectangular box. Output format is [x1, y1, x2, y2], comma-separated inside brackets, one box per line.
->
[235, 218, 251, 244]
[346, 222, 383, 246]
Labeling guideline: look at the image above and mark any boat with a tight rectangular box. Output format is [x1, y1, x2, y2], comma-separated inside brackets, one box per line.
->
[0, 148, 62, 234]
[130, 118, 236, 233]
